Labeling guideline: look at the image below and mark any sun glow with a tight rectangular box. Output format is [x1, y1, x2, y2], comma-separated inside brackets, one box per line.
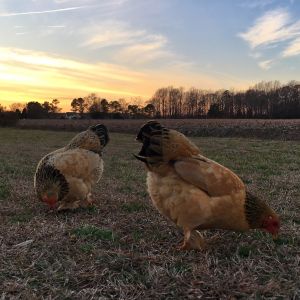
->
[0, 47, 151, 111]
[0, 47, 250, 112]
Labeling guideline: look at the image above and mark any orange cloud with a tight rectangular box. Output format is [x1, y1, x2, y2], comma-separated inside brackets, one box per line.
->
[0, 47, 251, 111]
[0, 47, 148, 111]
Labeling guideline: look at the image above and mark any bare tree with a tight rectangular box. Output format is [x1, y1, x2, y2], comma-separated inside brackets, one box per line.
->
[50, 99, 61, 113]
[0, 104, 6, 112]
[71, 98, 86, 116]
[9, 102, 26, 113]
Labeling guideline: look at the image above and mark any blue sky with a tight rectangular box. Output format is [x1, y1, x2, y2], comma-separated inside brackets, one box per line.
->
[0, 0, 299, 109]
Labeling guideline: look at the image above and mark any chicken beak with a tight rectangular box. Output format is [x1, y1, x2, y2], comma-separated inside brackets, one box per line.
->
[133, 154, 148, 163]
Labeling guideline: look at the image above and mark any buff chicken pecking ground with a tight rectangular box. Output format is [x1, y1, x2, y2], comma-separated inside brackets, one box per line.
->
[134, 121, 280, 250]
[34, 124, 109, 211]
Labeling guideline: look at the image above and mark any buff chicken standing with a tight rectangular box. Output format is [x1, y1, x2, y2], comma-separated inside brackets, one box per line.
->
[135, 121, 280, 250]
[34, 124, 109, 211]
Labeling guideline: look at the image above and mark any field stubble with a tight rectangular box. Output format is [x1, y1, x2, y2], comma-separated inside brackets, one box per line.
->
[17, 118, 300, 141]
[0, 128, 299, 299]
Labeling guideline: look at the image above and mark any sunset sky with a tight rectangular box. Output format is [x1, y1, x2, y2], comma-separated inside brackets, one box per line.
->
[1, 0, 300, 111]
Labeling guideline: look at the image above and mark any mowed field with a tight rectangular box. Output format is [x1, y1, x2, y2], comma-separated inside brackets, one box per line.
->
[0, 127, 300, 299]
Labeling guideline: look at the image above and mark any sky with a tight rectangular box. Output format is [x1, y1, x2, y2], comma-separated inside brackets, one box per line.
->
[0, 0, 300, 111]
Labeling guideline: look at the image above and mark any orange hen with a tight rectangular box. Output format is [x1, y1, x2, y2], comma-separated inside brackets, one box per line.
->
[135, 121, 280, 250]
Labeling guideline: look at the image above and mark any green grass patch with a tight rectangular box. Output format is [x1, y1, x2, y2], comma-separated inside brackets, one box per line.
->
[10, 211, 33, 223]
[132, 230, 144, 242]
[137, 190, 148, 198]
[118, 185, 136, 194]
[28, 278, 43, 289]
[274, 236, 298, 246]
[86, 206, 98, 213]
[76, 205, 98, 214]
[292, 218, 300, 225]
[238, 245, 256, 258]
[252, 231, 268, 240]
[121, 202, 146, 213]
[0, 179, 10, 200]
[242, 178, 252, 184]
[71, 225, 115, 241]
[79, 243, 94, 253]
[171, 262, 192, 275]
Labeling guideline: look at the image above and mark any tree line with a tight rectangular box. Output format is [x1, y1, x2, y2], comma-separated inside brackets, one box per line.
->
[0, 99, 61, 119]
[0, 95, 156, 119]
[150, 81, 300, 118]
[1, 80, 300, 119]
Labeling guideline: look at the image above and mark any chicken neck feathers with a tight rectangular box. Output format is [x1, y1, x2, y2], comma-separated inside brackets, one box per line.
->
[244, 191, 273, 229]
[35, 155, 69, 201]
[136, 121, 200, 165]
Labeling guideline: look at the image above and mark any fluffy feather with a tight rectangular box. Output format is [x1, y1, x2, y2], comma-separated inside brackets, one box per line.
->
[34, 124, 109, 210]
[135, 121, 280, 250]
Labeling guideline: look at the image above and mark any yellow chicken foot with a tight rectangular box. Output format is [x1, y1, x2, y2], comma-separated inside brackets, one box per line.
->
[176, 228, 191, 250]
[80, 194, 94, 208]
[177, 229, 207, 251]
[188, 230, 207, 250]
[87, 193, 94, 204]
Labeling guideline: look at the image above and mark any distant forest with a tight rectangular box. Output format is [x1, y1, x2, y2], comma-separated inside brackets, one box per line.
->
[1, 80, 300, 119]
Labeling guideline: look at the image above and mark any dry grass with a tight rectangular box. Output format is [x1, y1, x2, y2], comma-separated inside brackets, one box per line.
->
[0, 128, 299, 299]
[17, 118, 300, 140]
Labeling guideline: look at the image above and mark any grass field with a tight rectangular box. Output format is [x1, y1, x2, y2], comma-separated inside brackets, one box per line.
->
[0, 128, 299, 299]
